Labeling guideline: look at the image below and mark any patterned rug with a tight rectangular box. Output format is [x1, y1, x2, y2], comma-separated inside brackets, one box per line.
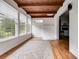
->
[6, 40, 54, 59]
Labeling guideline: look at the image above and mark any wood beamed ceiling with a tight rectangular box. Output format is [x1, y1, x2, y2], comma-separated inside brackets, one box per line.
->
[14, 0, 64, 18]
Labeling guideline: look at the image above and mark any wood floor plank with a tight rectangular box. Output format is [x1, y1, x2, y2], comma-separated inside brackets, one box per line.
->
[0, 38, 77, 59]
[50, 39, 77, 59]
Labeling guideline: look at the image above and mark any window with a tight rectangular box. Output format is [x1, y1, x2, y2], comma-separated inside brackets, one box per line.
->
[19, 13, 26, 34]
[0, 14, 15, 39]
[27, 15, 32, 34]
[0, 0, 31, 40]
[0, 0, 18, 39]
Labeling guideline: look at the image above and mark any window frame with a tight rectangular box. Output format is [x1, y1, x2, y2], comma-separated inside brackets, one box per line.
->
[0, 0, 32, 42]
[19, 13, 27, 35]
[0, 13, 17, 38]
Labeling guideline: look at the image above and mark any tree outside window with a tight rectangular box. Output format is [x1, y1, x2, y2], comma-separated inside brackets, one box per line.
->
[0, 15, 15, 39]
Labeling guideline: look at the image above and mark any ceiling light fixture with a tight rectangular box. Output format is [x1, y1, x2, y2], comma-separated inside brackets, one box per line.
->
[46, 14, 54, 16]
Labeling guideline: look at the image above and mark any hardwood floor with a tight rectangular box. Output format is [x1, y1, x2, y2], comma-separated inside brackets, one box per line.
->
[0, 38, 77, 59]
[50, 39, 77, 59]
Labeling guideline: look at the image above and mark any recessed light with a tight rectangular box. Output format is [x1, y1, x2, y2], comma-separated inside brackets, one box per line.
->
[46, 14, 54, 16]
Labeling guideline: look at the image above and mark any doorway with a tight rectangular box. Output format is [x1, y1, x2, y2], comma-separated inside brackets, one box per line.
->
[59, 10, 69, 39]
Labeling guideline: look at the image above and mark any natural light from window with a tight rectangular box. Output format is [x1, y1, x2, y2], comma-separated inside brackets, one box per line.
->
[20, 13, 26, 35]
[0, 0, 32, 41]
[0, 14, 15, 39]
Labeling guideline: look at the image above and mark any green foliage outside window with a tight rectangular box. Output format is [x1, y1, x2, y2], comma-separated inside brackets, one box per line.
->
[0, 16, 15, 39]
[20, 22, 25, 34]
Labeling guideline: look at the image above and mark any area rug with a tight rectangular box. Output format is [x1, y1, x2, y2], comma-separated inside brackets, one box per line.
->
[6, 40, 54, 59]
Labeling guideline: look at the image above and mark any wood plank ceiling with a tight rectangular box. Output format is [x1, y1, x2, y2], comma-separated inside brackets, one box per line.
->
[14, 0, 64, 18]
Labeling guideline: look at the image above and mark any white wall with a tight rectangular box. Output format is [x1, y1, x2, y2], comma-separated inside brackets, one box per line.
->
[53, 0, 78, 57]
[32, 18, 58, 40]
[69, 0, 78, 57]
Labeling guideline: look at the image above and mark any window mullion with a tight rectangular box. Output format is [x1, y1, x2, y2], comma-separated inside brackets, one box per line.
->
[15, 12, 20, 37]
[25, 17, 28, 34]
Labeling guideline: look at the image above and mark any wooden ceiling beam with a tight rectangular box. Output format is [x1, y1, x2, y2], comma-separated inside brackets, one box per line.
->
[31, 16, 54, 18]
[28, 13, 55, 18]
[14, 0, 64, 7]
[27, 12, 56, 14]
[18, 3, 63, 7]
[31, 15, 54, 17]
[13, 0, 64, 18]
[22, 5, 60, 13]
[29, 13, 55, 16]
[26, 11, 57, 14]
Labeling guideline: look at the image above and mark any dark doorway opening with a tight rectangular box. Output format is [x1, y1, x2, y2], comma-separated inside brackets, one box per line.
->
[59, 3, 72, 39]
[59, 10, 69, 39]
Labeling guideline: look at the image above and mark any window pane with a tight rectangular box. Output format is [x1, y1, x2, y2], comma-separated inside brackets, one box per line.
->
[20, 13, 26, 34]
[27, 15, 32, 34]
[20, 21, 25, 34]
[0, 14, 15, 39]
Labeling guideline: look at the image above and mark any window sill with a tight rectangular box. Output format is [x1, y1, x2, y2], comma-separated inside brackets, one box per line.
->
[0, 33, 31, 43]
[19, 33, 31, 36]
[19, 33, 26, 36]
[0, 36, 18, 43]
